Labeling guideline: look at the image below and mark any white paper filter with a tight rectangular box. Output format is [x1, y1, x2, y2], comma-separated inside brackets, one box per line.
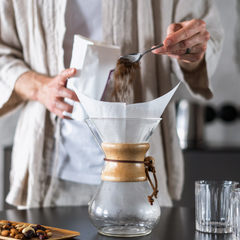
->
[73, 82, 181, 143]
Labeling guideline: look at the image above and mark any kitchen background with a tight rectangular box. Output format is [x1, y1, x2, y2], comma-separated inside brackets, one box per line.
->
[0, 0, 239, 210]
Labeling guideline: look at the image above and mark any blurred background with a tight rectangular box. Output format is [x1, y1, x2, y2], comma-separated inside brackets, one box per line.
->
[172, 0, 240, 207]
[174, 0, 240, 149]
[0, 0, 239, 210]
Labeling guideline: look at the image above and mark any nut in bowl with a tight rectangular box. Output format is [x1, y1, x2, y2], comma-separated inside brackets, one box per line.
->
[0, 221, 80, 240]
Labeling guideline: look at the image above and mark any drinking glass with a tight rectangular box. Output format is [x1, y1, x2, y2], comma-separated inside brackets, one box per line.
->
[232, 188, 240, 239]
[195, 180, 238, 234]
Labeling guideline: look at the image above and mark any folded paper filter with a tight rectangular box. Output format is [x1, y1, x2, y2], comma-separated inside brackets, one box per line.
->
[66, 35, 181, 142]
[74, 84, 180, 119]
[74, 84, 180, 143]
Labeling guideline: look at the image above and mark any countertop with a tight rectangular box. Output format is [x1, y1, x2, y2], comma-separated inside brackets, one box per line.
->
[0, 206, 233, 240]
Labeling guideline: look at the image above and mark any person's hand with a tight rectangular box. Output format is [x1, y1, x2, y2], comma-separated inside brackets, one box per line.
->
[37, 68, 79, 118]
[152, 19, 210, 64]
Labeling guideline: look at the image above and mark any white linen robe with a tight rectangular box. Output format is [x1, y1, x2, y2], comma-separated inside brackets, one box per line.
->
[0, 0, 223, 208]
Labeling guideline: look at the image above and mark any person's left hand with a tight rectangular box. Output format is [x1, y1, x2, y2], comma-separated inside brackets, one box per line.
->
[152, 19, 210, 64]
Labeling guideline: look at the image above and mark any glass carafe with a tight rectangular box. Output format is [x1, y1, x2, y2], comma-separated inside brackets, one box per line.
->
[85, 118, 161, 237]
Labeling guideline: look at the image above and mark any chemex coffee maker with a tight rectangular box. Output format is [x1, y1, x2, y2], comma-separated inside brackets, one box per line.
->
[85, 118, 161, 237]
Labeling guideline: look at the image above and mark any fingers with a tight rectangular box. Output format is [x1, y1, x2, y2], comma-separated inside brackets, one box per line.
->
[51, 68, 79, 119]
[49, 98, 74, 119]
[167, 23, 182, 36]
[52, 67, 79, 118]
[166, 51, 205, 63]
[153, 43, 206, 63]
[163, 19, 207, 47]
[54, 108, 71, 119]
[53, 68, 79, 101]
[54, 86, 79, 101]
[153, 31, 209, 55]
[53, 98, 73, 113]
[58, 68, 77, 86]
[39, 68, 79, 119]
[152, 19, 209, 64]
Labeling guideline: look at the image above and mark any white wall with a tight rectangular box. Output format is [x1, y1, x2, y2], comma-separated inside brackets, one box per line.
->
[205, 0, 240, 147]
[210, 0, 240, 105]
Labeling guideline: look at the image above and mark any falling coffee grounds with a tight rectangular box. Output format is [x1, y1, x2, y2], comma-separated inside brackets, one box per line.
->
[111, 59, 140, 103]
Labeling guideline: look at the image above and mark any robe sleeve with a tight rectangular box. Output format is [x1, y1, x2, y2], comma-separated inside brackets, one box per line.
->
[0, 0, 30, 116]
[171, 0, 224, 100]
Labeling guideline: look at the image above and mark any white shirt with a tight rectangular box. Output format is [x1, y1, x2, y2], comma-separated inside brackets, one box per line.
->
[56, 0, 104, 185]
[63, 0, 102, 68]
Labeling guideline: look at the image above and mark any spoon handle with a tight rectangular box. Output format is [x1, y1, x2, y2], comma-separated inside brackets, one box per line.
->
[143, 43, 164, 56]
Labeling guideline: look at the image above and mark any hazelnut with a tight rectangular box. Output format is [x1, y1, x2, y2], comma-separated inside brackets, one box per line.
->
[10, 229, 19, 234]
[15, 234, 24, 239]
[2, 230, 10, 236]
[47, 231, 52, 237]
[2, 224, 9, 229]
[0, 221, 8, 226]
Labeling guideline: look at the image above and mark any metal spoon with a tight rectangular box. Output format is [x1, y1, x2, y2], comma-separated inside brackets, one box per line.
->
[119, 43, 164, 63]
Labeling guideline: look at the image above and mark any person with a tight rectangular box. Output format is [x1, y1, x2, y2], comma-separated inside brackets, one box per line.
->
[0, 0, 223, 208]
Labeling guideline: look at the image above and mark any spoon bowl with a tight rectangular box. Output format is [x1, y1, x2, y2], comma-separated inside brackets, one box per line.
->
[119, 44, 164, 64]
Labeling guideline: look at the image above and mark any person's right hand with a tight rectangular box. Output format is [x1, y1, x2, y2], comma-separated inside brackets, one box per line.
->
[37, 68, 79, 118]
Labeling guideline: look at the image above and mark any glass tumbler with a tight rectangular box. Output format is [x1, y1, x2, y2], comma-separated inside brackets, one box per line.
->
[195, 180, 238, 234]
[232, 188, 240, 239]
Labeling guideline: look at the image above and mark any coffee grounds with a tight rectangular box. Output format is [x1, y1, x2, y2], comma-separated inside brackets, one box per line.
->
[111, 59, 140, 103]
